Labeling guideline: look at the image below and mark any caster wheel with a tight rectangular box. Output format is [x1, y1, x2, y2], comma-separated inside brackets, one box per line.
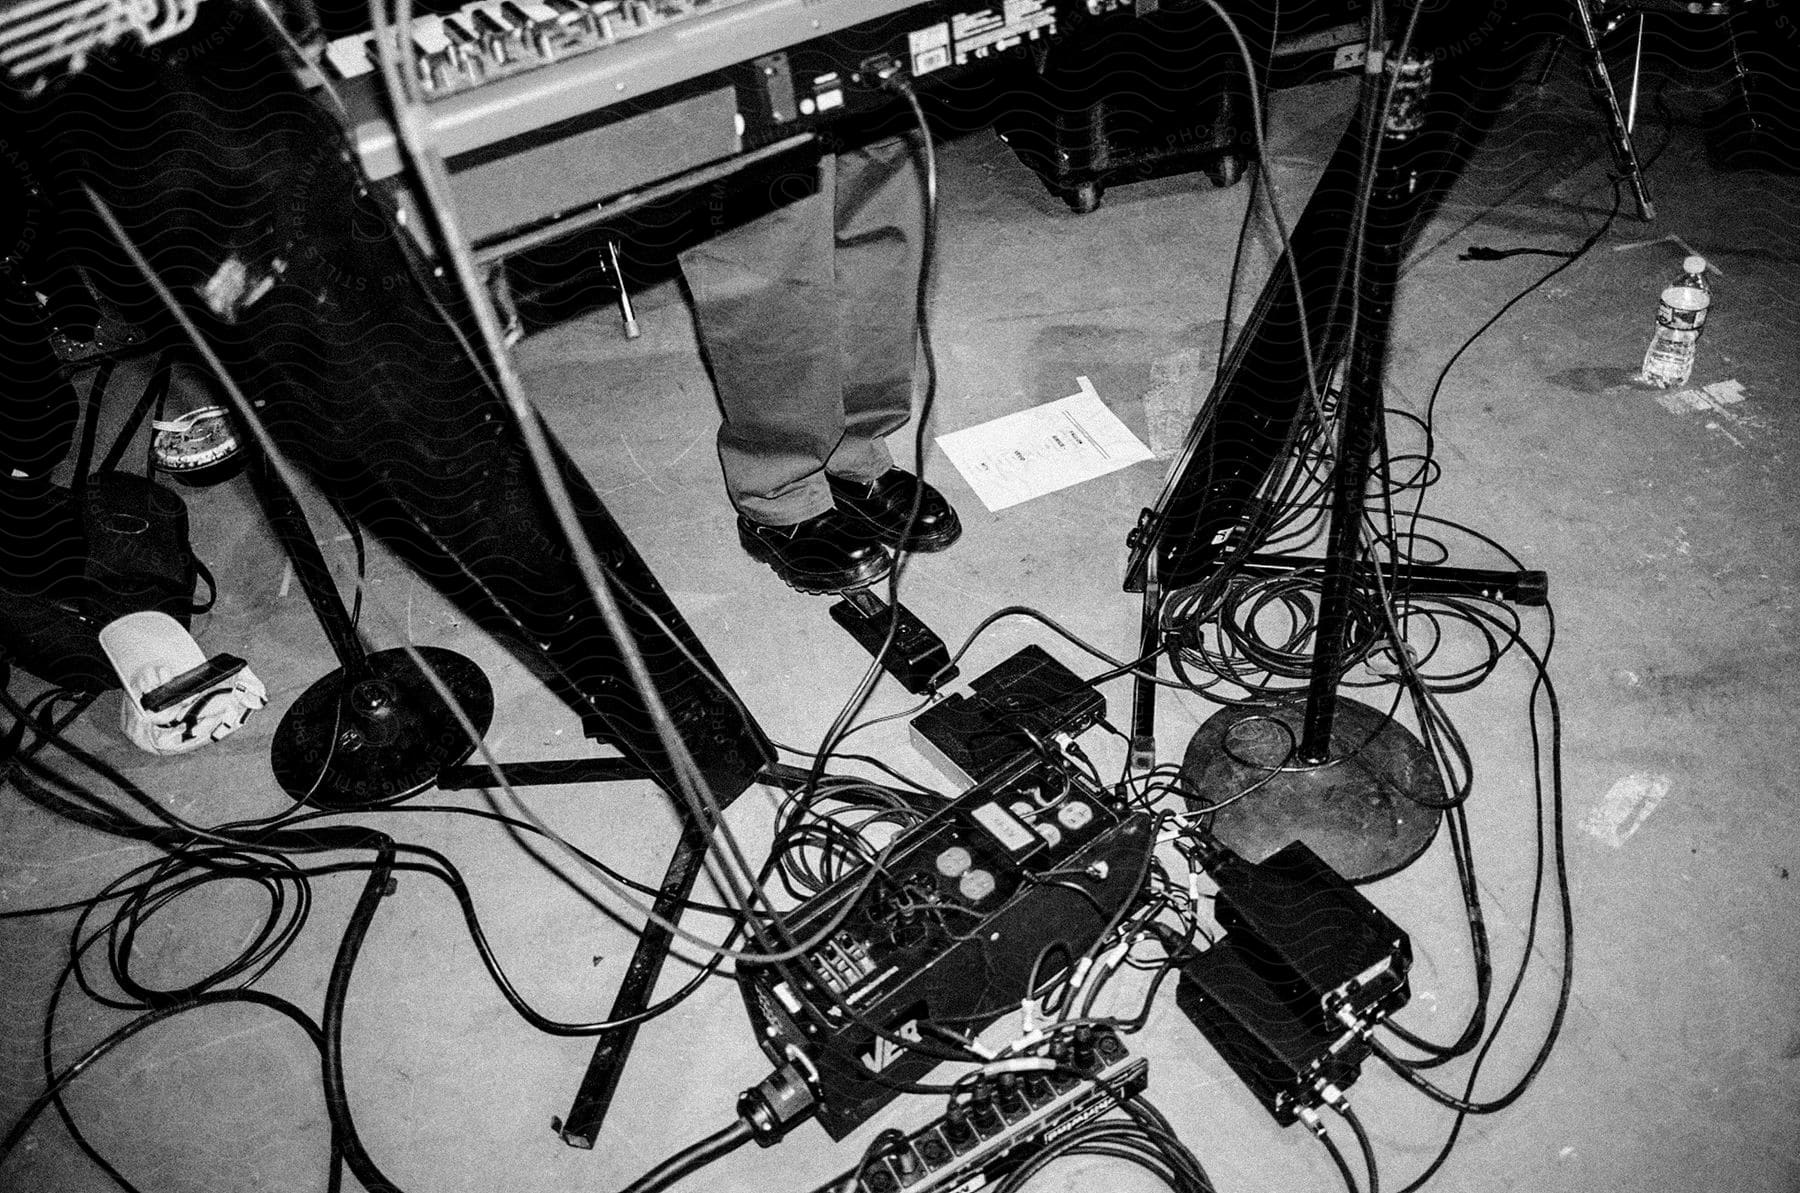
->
[1206, 153, 1248, 189]
[1063, 181, 1103, 213]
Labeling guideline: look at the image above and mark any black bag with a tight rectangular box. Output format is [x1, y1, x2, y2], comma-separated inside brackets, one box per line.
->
[0, 472, 213, 691]
[79, 471, 213, 627]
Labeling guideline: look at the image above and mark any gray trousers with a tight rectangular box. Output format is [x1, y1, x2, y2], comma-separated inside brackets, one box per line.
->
[679, 134, 925, 526]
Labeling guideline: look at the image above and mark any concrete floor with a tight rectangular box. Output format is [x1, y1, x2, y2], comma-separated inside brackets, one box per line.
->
[4, 35, 1799, 1193]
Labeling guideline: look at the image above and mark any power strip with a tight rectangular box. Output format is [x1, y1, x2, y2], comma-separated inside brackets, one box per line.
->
[807, 1029, 1146, 1193]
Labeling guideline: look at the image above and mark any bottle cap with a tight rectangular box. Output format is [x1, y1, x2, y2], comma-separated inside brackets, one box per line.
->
[1683, 255, 1707, 276]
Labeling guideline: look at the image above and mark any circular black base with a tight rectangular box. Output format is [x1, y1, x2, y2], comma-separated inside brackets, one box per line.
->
[271, 647, 493, 810]
[1181, 696, 1443, 883]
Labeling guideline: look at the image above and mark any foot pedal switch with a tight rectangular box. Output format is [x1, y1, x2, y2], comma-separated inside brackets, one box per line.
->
[830, 590, 957, 695]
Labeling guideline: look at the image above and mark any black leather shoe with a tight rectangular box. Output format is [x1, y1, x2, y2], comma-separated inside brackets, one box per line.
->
[827, 469, 962, 553]
[738, 508, 892, 594]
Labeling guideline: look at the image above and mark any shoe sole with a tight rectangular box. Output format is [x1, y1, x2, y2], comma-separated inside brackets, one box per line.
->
[738, 524, 893, 595]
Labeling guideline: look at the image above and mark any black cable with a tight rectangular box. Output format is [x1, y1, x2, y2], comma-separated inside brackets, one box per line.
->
[990, 1092, 1215, 1193]
[1333, 1099, 1379, 1193]
[0, 679, 92, 782]
[318, 837, 407, 1193]
[10, 667, 968, 1108]
[2, 988, 333, 1172]
[31, 854, 321, 1193]
[1458, 244, 1577, 261]
[1310, 1115, 1362, 1193]
[1214, 0, 1284, 377]
[325, 495, 367, 630]
[615, 1118, 755, 1193]
[393, 842, 734, 1035]
[1405, 177, 1625, 561]
[1388, 603, 1573, 1192]
[806, 73, 942, 800]
[6, 715, 734, 1030]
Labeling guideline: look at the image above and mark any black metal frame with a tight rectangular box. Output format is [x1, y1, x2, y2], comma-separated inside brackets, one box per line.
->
[1122, 3, 1552, 763]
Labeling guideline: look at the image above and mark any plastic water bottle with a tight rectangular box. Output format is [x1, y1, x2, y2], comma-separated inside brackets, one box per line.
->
[1639, 256, 1712, 388]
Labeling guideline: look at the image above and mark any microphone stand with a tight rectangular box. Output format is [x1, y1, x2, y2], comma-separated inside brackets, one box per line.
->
[252, 450, 494, 810]
[1182, 41, 1449, 882]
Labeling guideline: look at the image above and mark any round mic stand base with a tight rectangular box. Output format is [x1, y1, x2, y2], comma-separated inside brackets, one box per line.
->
[271, 646, 494, 810]
[1182, 695, 1442, 883]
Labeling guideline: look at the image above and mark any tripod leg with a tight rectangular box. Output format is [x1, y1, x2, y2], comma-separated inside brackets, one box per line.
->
[605, 238, 640, 340]
[1571, 0, 1656, 219]
[1128, 553, 1161, 775]
[555, 813, 717, 1149]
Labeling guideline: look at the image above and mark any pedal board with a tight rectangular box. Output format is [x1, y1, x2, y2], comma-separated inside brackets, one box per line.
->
[739, 753, 1151, 1138]
[807, 1028, 1146, 1193]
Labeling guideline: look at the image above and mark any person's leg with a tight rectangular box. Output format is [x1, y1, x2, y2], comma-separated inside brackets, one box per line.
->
[679, 159, 842, 526]
[824, 132, 925, 484]
[679, 157, 891, 591]
[824, 132, 961, 552]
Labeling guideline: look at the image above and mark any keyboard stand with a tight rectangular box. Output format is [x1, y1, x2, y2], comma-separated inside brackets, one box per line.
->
[434, 758, 835, 1149]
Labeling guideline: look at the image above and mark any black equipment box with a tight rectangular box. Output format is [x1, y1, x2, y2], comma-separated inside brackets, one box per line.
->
[1209, 838, 1411, 1025]
[909, 645, 1104, 787]
[1176, 838, 1411, 1123]
[1176, 936, 1366, 1124]
[738, 753, 1151, 1139]
[994, 0, 1370, 212]
[994, 0, 1263, 211]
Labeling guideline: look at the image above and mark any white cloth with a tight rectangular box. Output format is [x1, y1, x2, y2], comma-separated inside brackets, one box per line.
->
[98, 611, 266, 755]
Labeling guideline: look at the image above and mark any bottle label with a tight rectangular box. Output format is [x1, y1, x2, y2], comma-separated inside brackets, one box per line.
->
[1657, 286, 1710, 332]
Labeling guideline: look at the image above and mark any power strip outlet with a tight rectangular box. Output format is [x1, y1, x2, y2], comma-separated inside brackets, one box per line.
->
[807, 1028, 1146, 1193]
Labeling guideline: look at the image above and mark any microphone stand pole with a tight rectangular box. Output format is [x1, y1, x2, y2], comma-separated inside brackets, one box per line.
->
[1183, 35, 1448, 881]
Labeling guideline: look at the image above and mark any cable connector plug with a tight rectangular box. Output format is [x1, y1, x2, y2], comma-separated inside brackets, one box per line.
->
[737, 1063, 816, 1147]
[920, 1019, 994, 1060]
[970, 1055, 1056, 1081]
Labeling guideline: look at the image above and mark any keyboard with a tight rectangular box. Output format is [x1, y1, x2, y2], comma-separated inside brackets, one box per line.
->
[318, 0, 1085, 245]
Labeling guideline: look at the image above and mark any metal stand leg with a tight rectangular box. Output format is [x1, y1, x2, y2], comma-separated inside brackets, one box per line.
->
[1572, 0, 1656, 220]
[553, 810, 718, 1149]
[603, 239, 640, 340]
[545, 762, 877, 1148]
[1128, 553, 1161, 775]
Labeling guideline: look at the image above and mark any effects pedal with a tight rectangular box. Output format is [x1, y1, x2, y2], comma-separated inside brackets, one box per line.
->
[910, 645, 1105, 786]
[831, 590, 958, 695]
